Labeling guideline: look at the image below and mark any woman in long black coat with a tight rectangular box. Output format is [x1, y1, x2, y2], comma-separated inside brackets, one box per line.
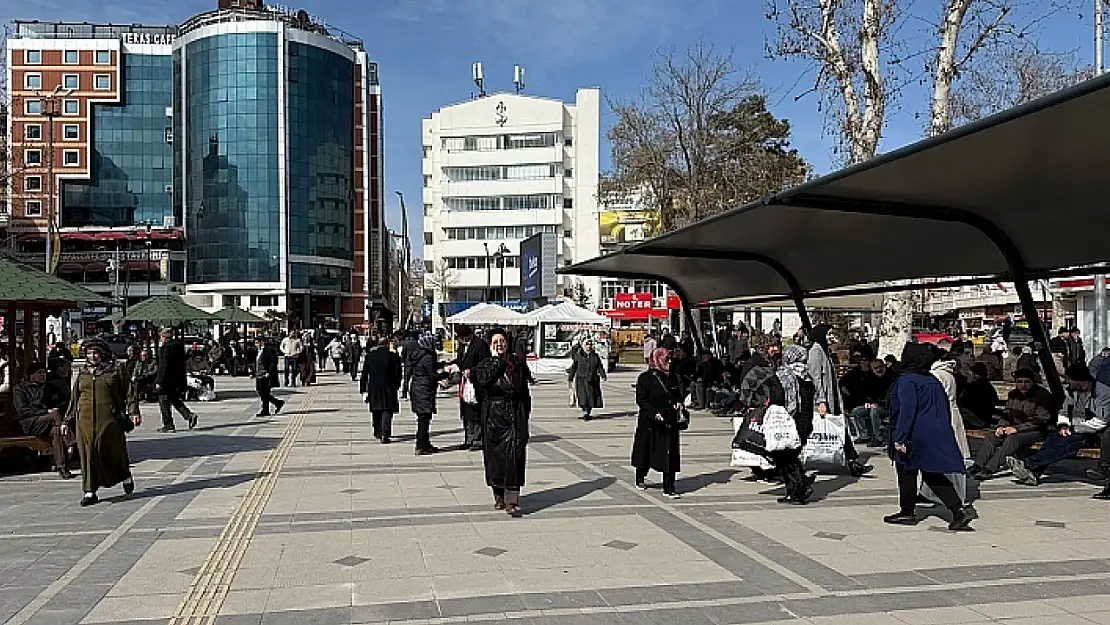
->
[360, 337, 402, 443]
[408, 334, 447, 455]
[471, 327, 532, 517]
[631, 348, 683, 498]
[568, 339, 606, 420]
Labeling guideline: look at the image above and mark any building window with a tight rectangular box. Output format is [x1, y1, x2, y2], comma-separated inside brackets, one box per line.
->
[563, 198, 573, 209]
[94, 74, 111, 90]
[564, 168, 573, 178]
[165, 128, 173, 144]
[25, 73, 42, 90]
[423, 203, 432, 216]
[25, 50, 41, 65]
[423, 174, 431, 187]
[251, 295, 277, 307]
[423, 232, 433, 245]
[564, 136, 573, 147]
[422, 145, 431, 158]
[62, 74, 80, 90]
[63, 99, 80, 115]
[62, 124, 79, 140]
[25, 124, 42, 140]
[63, 50, 79, 64]
[564, 229, 573, 238]
[25, 100, 42, 115]
[95, 50, 111, 65]
[63, 150, 80, 167]
[25, 176, 42, 192]
[25, 200, 43, 217]
[424, 260, 433, 273]
[24, 149, 42, 166]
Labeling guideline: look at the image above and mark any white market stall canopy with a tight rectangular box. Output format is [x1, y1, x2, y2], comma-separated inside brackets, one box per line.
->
[527, 302, 612, 326]
[446, 302, 529, 326]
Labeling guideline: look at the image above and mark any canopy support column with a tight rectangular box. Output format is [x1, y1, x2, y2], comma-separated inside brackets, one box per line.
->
[785, 193, 1064, 400]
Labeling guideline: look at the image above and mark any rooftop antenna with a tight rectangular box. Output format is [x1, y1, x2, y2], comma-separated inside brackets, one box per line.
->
[472, 62, 486, 98]
[513, 65, 525, 93]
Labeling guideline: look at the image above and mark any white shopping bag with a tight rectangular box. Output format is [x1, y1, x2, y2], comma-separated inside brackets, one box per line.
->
[731, 416, 773, 469]
[920, 471, 968, 506]
[763, 405, 801, 452]
[802, 413, 847, 466]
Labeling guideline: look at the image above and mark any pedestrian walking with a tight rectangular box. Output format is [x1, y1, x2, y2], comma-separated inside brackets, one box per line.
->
[631, 347, 684, 498]
[568, 339, 606, 420]
[451, 324, 491, 451]
[409, 334, 448, 455]
[326, 336, 345, 373]
[884, 343, 974, 531]
[69, 338, 140, 506]
[155, 328, 198, 432]
[808, 324, 872, 477]
[471, 327, 532, 517]
[361, 337, 402, 443]
[280, 331, 301, 387]
[348, 333, 362, 381]
[253, 337, 285, 416]
[768, 344, 815, 505]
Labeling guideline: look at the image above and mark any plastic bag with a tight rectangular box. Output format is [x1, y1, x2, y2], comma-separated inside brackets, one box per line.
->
[460, 375, 478, 405]
[731, 412, 772, 469]
[763, 405, 801, 452]
[684, 393, 694, 408]
[802, 413, 846, 466]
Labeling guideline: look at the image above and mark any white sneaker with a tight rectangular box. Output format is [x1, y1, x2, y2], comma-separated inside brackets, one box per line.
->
[665, 492, 681, 500]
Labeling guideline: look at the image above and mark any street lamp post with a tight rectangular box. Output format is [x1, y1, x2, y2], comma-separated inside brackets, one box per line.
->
[483, 242, 491, 303]
[40, 86, 75, 275]
[145, 223, 153, 298]
[494, 242, 509, 307]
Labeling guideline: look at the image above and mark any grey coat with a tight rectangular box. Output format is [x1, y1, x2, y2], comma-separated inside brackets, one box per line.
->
[807, 344, 841, 414]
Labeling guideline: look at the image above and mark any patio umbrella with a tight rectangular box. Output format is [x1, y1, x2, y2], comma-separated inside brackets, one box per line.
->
[118, 295, 216, 326]
[214, 306, 267, 324]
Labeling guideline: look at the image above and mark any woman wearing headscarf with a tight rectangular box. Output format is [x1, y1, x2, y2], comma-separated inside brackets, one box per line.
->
[67, 338, 141, 506]
[808, 324, 872, 477]
[922, 347, 971, 506]
[885, 343, 973, 531]
[631, 348, 683, 498]
[409, 333, 448, 455]
[766, 345, 816, 504]
[471, 327, 532, 517]
[568, 338, 606, 420]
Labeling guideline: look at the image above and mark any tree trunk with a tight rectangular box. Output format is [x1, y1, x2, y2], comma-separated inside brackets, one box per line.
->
[877, 291, 915, 359]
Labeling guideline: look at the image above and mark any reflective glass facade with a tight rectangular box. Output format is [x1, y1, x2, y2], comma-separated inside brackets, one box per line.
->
[178, 33, 281, 284]
[62, 54, 173, 228]
[287, 42, 355, 291]
[290, 262, 351, 292]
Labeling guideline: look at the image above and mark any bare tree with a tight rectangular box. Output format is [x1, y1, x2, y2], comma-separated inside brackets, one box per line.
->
[767, 0, 1065, 357]
[608, 42, 810, 231]
[424, 258, 459, 311]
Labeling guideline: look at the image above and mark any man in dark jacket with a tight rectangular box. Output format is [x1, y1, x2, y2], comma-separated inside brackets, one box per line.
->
[968, 368, 1053, 479]
[451, 324, 491, 450]
[254, 337, 284, 417]
[155, 328, 198, 432]
[347, 333, 363, 381]
[399, 332, 420, 400]
[361, 337, 402, 443]
[958, 362, 1000, 429]
[692, 350, 722, 410]
[13, 362, 72, 478]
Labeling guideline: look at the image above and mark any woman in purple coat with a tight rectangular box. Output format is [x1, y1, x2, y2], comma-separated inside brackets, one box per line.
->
[884, 343, 974, 531]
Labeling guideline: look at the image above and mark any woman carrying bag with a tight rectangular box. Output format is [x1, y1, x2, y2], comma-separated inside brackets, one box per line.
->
[765, 345, 815, 505]
[631, 348, 687, 499]
[808, 324, 872, 477]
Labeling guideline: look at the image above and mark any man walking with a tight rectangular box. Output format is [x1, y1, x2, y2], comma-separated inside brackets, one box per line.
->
[361, 337, 402, 443]
[155, 328, 198, 432]
[280, 331, 302, 387]
[254, 337, 285, 417]
[451, 324, 491, 450]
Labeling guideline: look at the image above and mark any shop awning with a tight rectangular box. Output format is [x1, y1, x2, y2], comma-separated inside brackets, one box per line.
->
[123, 260, 160, 271]
[560, 72, 1110, 306]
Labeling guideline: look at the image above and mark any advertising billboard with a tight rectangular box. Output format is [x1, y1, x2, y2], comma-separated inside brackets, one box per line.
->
[598, 209, 661, 247]
[519, 232, 557, 300]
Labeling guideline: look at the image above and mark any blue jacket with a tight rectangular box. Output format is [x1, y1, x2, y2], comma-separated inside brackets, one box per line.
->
[889, 373, 965, 474]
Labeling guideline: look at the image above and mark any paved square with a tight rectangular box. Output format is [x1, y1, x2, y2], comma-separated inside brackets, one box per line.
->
[2, 369, 1109, 625]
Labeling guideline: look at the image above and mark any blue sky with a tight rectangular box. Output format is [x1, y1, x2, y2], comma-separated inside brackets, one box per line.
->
[3, 0, 1095, 245]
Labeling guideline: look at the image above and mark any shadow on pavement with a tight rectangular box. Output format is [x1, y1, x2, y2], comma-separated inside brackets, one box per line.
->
[103, 472, 265, 503]
[525, 476, 617, 514]
[127, 434, 281, 463]
[678, 468, 741, 493]
[193, 420, 275, 432]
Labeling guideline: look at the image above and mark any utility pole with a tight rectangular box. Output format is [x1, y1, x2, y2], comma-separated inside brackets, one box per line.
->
[395, 191, 411, 330]
[1096, 0, 1106, 350]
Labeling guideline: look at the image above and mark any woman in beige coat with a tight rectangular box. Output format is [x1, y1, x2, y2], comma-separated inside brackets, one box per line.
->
[923, 353, 970, 505]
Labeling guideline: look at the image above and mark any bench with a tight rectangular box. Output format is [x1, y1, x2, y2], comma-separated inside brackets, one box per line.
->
[966, 428, 1101, 459]
[0, 407, 55, 469]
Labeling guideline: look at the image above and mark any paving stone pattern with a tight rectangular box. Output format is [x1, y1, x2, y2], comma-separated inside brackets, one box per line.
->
[2, 370, 1110, 625]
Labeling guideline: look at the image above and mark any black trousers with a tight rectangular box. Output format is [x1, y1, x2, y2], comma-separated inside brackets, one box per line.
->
[255, 378, 282, 415]
[897, 465, 962, 514]
[463, 419, 483, 449]
[635, 466, 676, 493]
[416, 413, 433, 449]
[770, 448, 807, 501]
[974, 430, 1044, 472]
[158, 389, 194, 429]
[372, 409, 393, 440]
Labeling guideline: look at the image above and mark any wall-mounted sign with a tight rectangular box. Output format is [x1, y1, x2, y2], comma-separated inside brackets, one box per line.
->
[121, 32, 175, 45]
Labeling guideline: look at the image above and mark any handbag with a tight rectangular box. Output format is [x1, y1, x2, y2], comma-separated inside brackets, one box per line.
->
[763, 405, 801, 452]
[676, 406, 691, 431]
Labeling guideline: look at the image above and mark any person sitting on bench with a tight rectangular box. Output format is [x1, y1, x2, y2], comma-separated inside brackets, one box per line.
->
[1007, 364, 1109, 486]
[12, 362, 74, 479]
[968, 368, 1053, 480]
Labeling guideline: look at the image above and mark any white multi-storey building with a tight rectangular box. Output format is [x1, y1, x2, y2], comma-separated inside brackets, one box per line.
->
[422, 87, 601, 328]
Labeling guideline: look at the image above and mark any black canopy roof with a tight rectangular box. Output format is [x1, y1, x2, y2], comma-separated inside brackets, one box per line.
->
[562, 72, 1110, 305]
